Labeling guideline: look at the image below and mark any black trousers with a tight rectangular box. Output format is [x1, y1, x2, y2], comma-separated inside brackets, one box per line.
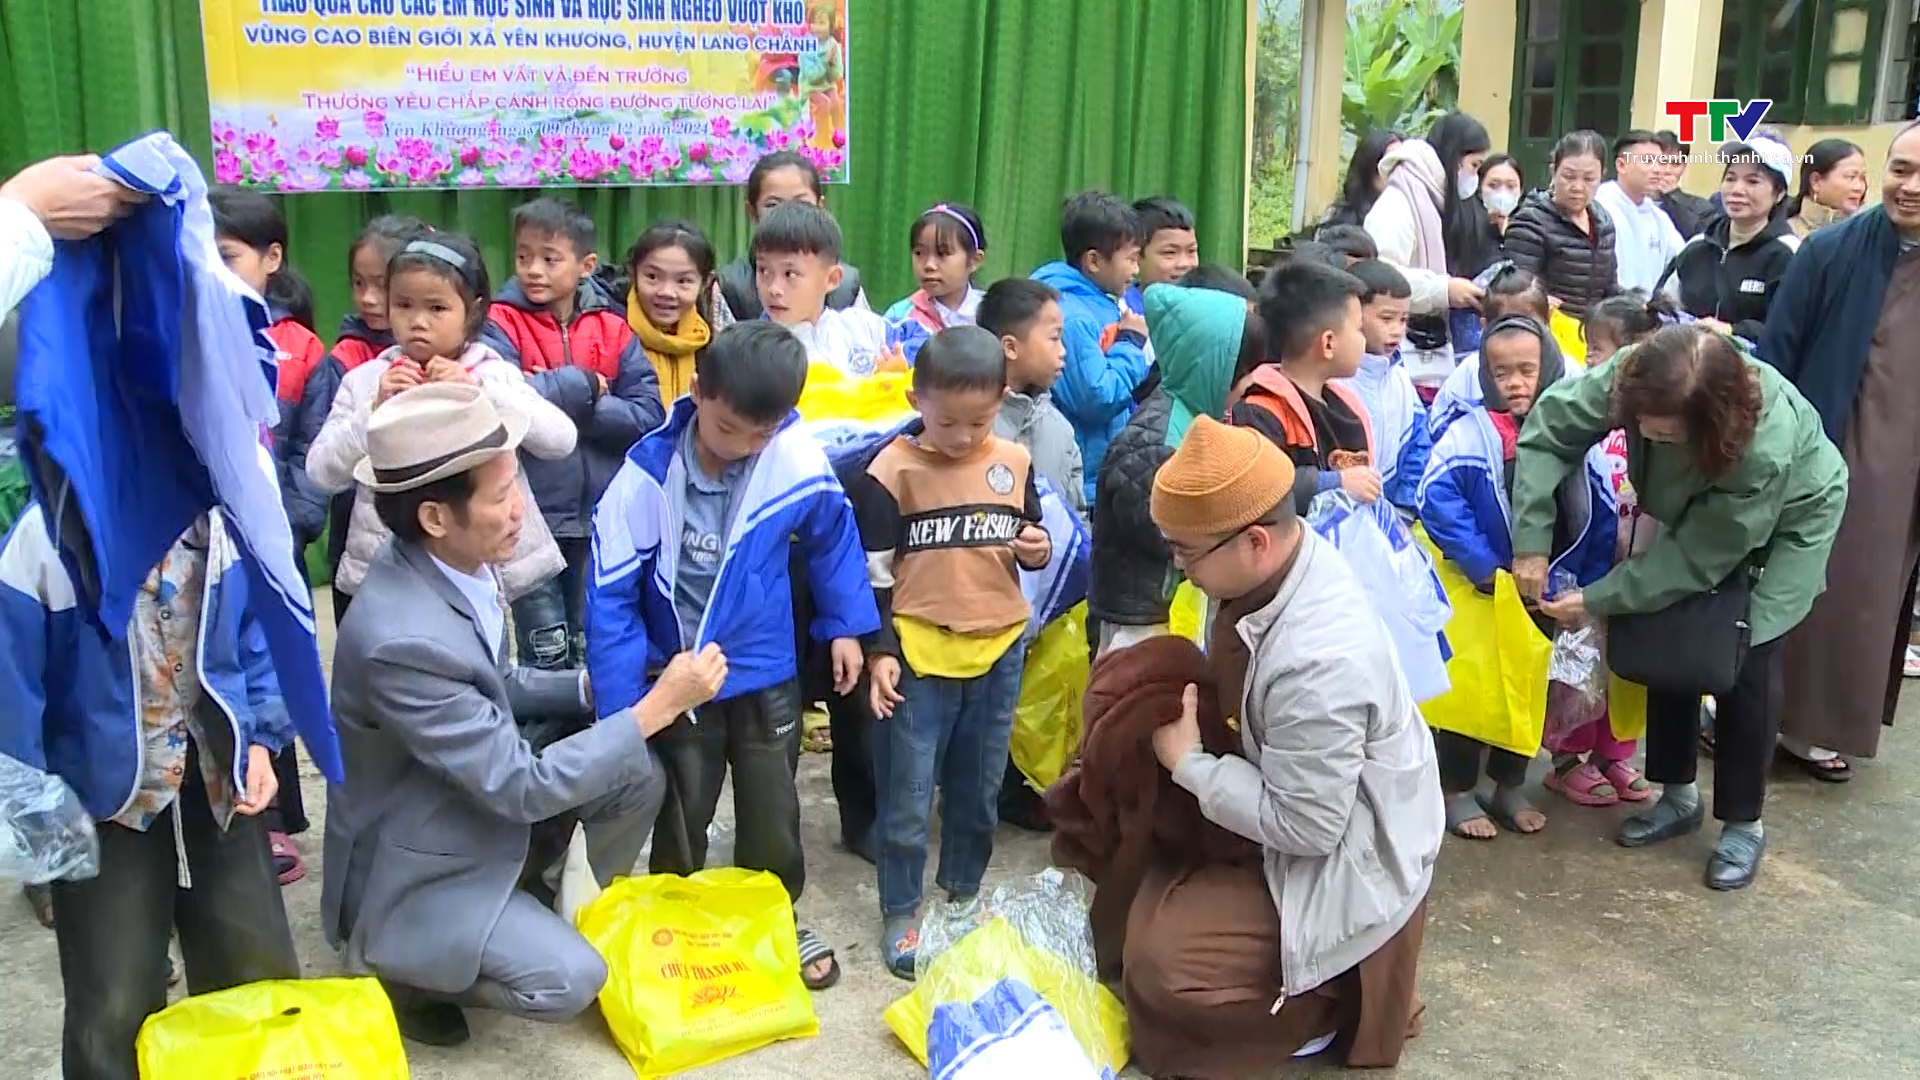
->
[789, 542, 880, 852]
[649, 679, 807, 901]
[1433, 729, 1531, 794]
[1646, 638, 1782, 823]
[261, 743, 308, 836]
[52, 746, 300, 1080]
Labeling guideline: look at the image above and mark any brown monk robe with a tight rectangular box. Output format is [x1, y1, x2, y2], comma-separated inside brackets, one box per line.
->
[1781, 247, 1920, 760]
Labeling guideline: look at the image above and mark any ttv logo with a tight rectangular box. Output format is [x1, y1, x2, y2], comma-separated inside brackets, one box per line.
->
[1664, 100, 1773, 143]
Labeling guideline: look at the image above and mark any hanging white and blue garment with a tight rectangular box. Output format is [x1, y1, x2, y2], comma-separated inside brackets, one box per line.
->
[12, 132, 339, 782]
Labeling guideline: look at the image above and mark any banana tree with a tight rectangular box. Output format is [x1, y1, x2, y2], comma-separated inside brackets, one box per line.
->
[1341, 0, 1464, 142]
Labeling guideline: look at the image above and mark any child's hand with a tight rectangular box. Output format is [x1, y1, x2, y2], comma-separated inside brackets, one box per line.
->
[828, 637, 864, 696]
[1538, 589, 1587, 625]
[1118, 310, 1149, 339]
[375, 360, 423, 407]
[868, 655, 904, 719]
[1340, 467, 1382, 503]
[425, 356, 476, 385]
[1009, 523, 1052, 569]
[875, 343, 909, 373]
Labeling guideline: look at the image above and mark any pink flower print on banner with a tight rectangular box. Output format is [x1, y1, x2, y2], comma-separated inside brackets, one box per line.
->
[768, 128, 791, 151]
[457, 167, 487, 187]
[686, 164, 712, 183]
[832, 128, 847, 149]
[284, 165, 331, 192]
[344, 145, 369, 167]
[567, 147, 603, 181]
[459, 145, 481, 167]
[483, 144, 508, 168]
[363, 109, 386, 138]
[532, 149, 564, 178]
[212, 121, 239, 146]
[315, 115, 341, 141]
[498, 161, 538, 187]
[687, 142, 709, 162]
[539, 132, 567, 154]
[640, 135, 665, 157]
[342, 169, 373, 190]
[710, 116, 732, 139]
[214, 150, 244, 185]
[376, 152, 405, 177]
[722, 157, 755, 184]
[244, 131, 277, 156]
[608, 134, 627, 151]
[824, 147, 844, 168]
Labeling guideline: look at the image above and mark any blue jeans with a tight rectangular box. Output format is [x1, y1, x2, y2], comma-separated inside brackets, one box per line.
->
[875, 644, 1027, 919]
[511, 537, 589, 670]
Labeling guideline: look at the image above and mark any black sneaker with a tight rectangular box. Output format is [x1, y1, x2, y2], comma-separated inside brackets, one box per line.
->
[382, 981, 471, 1047]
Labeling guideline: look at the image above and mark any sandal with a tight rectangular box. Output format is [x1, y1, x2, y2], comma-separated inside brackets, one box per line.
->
[1599, 759, 1654, 802]
[270, 832, 306, 886]
[1544, 759, 1618, 807]
[797, 927, 841, 990]
[1477, 785, 1547, 834]
[1788, 751, 1853, 783]
[1444, 792, 1496, 841]
[882, 916, 920, 981]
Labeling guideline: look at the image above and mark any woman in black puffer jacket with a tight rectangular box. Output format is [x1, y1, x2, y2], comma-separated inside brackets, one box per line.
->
[1504, 130, 1619, 319]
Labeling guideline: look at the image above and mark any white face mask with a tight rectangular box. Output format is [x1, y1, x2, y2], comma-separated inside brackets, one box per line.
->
[1456, 170, 1480, 201]
[1485, 188, 1521, 216]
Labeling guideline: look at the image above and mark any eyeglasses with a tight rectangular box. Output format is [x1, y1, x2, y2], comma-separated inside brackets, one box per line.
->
[1164, 527, 1247, 568]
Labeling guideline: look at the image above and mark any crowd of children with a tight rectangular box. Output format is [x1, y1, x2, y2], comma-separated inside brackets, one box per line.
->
[203, 147, 1688, 991]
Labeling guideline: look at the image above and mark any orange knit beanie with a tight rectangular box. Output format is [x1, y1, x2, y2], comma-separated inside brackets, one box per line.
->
[1150, 415, 1296, 535]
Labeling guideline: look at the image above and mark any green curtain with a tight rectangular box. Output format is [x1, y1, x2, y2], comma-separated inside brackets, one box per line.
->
[1, 0, 1246, 331]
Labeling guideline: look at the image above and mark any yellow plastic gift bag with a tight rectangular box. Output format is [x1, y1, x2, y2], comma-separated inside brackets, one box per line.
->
[794, 361, 914, 426]
[1416, 528, 1550, 758]
[576, 867, 818, 1078]
[1608, 672, 1649, 741]
[1169, 581, 1208, 645]
[135, 976, 407, 1079]
[884, 918, 1129, 1075]
[1550, 308, 1587, 368]
[1010, 605, 1090, 792]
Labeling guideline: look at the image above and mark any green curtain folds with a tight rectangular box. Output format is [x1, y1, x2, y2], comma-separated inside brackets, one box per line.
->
[1, 0, 1246, 331]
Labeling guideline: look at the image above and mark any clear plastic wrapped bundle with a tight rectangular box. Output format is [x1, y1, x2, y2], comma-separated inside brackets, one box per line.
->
[0, 754, 98, 883]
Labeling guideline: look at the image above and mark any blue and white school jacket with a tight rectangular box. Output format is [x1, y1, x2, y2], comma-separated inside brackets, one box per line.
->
[586, 398, 882, 717]
[1339, 352, 1431, 512]
[1416, 406, 1616, 591]
[1427, 353, 1483, 439]
[0, 507, 327, 822]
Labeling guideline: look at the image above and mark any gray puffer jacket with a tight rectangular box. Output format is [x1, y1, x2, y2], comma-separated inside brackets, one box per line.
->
[994, 389, 1085, 518]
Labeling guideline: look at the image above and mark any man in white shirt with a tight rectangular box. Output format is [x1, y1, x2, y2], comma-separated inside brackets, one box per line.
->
[0, 154, 143, 323]
[1595, 130, 1686, 293]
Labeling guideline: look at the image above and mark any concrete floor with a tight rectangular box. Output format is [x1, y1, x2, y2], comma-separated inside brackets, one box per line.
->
[3, 595, 1918, 1078]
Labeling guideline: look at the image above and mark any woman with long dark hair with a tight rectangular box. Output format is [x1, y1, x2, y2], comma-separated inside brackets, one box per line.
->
[1785, 138, 1867, 238]
[1512, 326, 1846, 889]
[1322, 128, 1401, 228]
[1363, 112, 1489, 399]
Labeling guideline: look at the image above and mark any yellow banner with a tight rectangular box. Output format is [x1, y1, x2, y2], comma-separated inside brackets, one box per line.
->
[199, 0, 849, 191]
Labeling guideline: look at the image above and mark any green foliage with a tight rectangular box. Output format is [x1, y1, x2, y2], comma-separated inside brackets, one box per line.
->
[1248, 0, 1462, 248]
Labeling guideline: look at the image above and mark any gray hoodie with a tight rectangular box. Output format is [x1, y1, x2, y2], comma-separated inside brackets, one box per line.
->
[995, 388, 1085, 517]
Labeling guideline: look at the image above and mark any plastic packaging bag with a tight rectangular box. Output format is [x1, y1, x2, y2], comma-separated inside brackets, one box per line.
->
[1415, 526, 1550, 758]
[927, 978, 1112, 1080]
[0, 753, 98, 884]
[1010, 605, 1090, 793]
[885, 869, 1127, 1074]
[135, 976, 407, 1079]
[1544, 571, 1608, 749]
[1169, 581, 1208, 646]
[576, 867, 817, 1078]
[1308, 492, 1453, 702]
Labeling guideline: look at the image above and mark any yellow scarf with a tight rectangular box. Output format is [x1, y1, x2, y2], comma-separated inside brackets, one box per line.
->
[627, 288, 711, 401]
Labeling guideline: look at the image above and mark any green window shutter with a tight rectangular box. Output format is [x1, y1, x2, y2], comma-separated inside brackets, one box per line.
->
[1804, 0, 1889, 125]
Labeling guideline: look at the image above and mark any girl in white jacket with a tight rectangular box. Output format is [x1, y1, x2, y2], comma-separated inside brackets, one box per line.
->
[307, 234, 576, 608]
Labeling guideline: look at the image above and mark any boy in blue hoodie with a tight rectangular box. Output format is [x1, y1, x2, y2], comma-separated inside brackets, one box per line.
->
[587, 321, 880, 992]
[1417, 315, 1615, 840]
[1032, 192, 1147, 504]
[1341, 259, 1432, 516]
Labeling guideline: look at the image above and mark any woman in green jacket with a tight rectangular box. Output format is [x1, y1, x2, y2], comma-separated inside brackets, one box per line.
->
[1509, 325, 1847, 890]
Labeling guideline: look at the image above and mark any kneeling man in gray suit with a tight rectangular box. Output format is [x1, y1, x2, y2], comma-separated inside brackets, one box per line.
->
[321, 382, 727, 1046]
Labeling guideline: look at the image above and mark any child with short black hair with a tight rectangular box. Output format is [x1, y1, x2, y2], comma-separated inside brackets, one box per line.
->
[1315, 222, 1379, 265]
[1341, 259, 1431, 514]
[588, 319, 880, 993]
[751, 200, 895, 375]
[1234, 260, 1378, 514]
[849, 326, 1052, 979]
[1583, 288, 1676, 362]
[1034, 191, 1148, 504]
[1133, 195, 1199, 287]
[718, 150, 868, 321]
[977, 278, 1082, 513]
[482, 196, 665, 672]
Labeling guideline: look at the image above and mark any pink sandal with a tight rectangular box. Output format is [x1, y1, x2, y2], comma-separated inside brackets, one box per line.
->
[1544, 761, 1619, 807]
[1599, 760, 1654, 803]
